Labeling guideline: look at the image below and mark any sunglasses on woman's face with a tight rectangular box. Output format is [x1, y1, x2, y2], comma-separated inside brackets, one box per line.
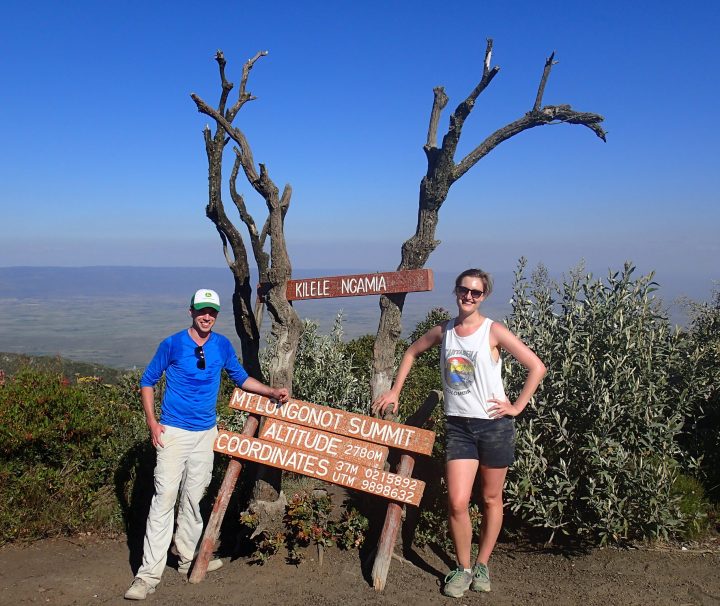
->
[195, 345, 206, 370]
[455, 285, 484, 300]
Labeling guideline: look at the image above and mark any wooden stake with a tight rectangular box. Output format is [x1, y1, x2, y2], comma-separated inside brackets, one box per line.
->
[189, 415, 259, 584]
[371, 453, 415, 591]
[371, 390, 442, 591]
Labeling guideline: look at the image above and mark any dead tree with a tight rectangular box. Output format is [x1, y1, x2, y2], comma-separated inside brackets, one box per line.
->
[371, 40, 607, 401]
[191, 51, 302, 498]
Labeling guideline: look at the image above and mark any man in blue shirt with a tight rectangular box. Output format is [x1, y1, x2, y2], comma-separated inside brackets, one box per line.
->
[125, 289, 288, 600]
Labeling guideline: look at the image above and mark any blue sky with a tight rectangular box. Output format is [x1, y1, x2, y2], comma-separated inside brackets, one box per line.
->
[1, 0, 718, 301]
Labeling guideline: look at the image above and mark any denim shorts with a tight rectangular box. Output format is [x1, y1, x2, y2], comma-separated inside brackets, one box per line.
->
[445, 416, 515, 468]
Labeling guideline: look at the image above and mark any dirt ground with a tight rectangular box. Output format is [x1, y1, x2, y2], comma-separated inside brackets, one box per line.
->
[1, 532, 719, 606]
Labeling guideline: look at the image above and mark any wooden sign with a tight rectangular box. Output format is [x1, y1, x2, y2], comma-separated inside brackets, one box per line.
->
[229, 389, 435, 455]
[195, 391, 441, 587]
[259, 419, 388, 469]
[215, 430, 425, 506]
[284, 269, 433, 301]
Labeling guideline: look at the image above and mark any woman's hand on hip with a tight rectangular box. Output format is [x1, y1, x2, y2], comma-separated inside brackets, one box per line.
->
[487, 395, 519, 418]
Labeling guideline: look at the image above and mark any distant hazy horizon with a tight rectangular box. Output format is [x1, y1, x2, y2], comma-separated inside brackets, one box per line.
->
[2, 1, 719, 303]
[1, 265, 714, 370]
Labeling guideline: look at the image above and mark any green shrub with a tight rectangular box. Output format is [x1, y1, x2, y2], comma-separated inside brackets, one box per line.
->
[262, 313, 371, 413]
[0, 368, 146, 543]
[336, 506, 369, 550]
[240, 489, 369, 563]
[340, 307, 450, 423]
[216, 373, 248, 432]
[283, 491, 335, 563]
[671, 474, 712, 539]
[341, 334, 375, 389]
[503, 259, 702, 544]
[677, 288, 720, 502]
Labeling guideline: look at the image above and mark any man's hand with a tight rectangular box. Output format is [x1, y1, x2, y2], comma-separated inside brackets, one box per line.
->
[272, 387, 289, 404]
[140, 386, 164, 446]
[149, 421, 166, 448]
[240, 377, 290, 404]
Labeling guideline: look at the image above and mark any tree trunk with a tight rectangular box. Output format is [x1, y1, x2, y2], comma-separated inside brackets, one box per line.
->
[371, 41, 605, 401]
[192, 50, 303, 502]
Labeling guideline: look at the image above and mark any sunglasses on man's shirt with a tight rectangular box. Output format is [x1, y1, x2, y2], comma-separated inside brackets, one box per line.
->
[194, 346, 206, 370]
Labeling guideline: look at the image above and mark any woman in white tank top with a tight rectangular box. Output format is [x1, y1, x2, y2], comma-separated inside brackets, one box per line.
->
[373, 268, 546, 598]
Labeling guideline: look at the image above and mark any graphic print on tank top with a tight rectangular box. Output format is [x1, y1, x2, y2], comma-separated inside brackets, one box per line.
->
[444, 349, 478, 397]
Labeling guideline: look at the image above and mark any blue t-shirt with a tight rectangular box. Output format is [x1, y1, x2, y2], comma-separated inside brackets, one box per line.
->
[140, 330, 249, 431]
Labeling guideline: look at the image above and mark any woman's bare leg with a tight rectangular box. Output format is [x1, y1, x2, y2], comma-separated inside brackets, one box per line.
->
[446, 459, 479, 568]
[475, 465, 508, 565]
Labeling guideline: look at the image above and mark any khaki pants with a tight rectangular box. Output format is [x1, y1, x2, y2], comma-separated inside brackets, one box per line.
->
[135, 425, 218, 587]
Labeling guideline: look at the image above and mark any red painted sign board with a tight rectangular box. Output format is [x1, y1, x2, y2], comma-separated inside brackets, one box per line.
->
[229, 389, 435, 456]
[215, 430, 425, 506]
[284, 268, 433, 301]
[259, 418, 388, 469]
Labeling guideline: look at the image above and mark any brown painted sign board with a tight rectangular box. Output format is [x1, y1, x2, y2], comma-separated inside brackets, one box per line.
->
[229, 389, 435, 456]
[284, 268, 433, 301]
[215, 430, 425, 506]
[259, 418, 388, 469]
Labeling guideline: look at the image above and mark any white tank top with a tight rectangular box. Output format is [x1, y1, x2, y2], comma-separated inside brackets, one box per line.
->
[441, 317, 506, 419]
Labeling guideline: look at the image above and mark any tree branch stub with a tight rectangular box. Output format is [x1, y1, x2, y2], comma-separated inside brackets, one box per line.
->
[533, 51, 557, 112]
[425, 86, 449, 150]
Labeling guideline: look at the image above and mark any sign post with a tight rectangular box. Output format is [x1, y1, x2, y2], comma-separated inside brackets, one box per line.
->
[193, 269, 437, 587]
[192, 390, 437, 584]
[370, 390, 442, 590]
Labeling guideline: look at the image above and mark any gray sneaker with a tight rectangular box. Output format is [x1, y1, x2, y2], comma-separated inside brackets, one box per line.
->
[124, 578, 155, 600]
[178, 557, 223, 576]
[442, 567, 472, 598]
[471, 562, 491, 592]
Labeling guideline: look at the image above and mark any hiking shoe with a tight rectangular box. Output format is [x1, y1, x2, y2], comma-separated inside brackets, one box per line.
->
[471, 562, 491, 592]
[442, 567, 472, 598]
[124, 578, 155, 600]
[178, 557, 223, 576]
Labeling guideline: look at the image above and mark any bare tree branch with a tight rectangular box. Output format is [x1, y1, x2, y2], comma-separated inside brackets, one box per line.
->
[259, 218, 270, 249]
[227, 50, 267, 122]
[203, 125, 213, 154]
[279, 184, 292, 221]
[230, 151, 269, 274]
[216, 229, 234, 267]
[257, 163, 280, 209]
[533, 51, 556, 112]
[192, 93, 262, 185]
[425, 87, 449, 149]
[215, 51, 233, 116]
[204, 126, 249, 274]
[192, 50, 301, 383]
[483, 38, 493, 76]
[444, 43, 501, 152]
[454, 105, 606, 181]
[239, 51, 267, 99]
